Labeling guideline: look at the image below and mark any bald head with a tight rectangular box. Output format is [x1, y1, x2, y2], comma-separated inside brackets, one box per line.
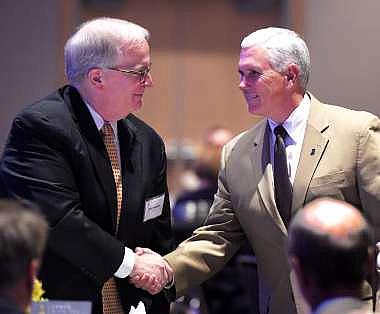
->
[296, 198, 368, 241]
[288, 198, 373, 292]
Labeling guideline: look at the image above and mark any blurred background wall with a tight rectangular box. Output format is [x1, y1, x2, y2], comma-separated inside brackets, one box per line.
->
[1, 0, 379, 152]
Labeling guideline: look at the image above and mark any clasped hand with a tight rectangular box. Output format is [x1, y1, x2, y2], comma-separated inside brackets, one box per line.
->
[129, 247, 173, 295]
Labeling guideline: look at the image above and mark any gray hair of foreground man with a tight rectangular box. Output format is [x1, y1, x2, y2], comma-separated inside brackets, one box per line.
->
[0, 200, 48, 290]
[288, 198, 373, 291]
[241, 27, 311, 90]
[64, 17, 150, 86]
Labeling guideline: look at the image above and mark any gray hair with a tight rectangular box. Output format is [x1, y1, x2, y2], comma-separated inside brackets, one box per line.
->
[0, 200, 48, 290]
[241, 27, 310, 89]
[64, 17, 150, 85]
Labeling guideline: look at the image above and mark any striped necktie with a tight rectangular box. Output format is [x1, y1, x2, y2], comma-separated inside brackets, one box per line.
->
[101, 122, 124, 314]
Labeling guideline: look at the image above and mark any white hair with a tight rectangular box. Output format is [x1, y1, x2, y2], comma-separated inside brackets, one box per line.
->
[241, 27, 310, 89]
[64, 17, 150, 85]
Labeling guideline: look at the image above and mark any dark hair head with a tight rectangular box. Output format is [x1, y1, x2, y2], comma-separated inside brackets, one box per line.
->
[0, 199, 48, 290]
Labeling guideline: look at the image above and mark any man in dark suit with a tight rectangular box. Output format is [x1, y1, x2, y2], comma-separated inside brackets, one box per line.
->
[132, 27, 380, 314]
[0, 200, 48, 314]
[0, 17, 174, 314]
[288, 197, 375, 314]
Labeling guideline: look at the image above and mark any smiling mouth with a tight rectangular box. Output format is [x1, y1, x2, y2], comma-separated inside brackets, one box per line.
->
[245, 94, 259, 101]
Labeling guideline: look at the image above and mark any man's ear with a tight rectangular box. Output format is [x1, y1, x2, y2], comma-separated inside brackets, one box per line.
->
[290, 256, 310, 290]
[285, 64, 300, 86]
[88, 68, 104, 88]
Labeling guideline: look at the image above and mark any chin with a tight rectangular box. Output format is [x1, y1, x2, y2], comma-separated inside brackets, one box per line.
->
[248, 104, 259, 115]
[131, 102, 143, 113]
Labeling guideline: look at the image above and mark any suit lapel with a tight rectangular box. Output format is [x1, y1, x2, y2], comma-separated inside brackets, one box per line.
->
[250, 120, 287, 233]
[64, 86, 118, 231]
[117, 117, 144, 246]
[292, 93, 330, 213]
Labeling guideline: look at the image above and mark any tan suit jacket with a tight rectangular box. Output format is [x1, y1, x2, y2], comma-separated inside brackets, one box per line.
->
[165, 93, 380, 314]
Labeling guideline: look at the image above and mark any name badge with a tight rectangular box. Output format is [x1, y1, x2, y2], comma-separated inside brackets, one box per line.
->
[31, 300, 92, 314]
[144, 193, 165, 222]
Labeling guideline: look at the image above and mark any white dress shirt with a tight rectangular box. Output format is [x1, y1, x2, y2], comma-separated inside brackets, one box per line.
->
[268, 94, 311, 184]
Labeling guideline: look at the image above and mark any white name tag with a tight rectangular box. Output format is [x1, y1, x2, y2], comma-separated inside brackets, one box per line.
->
[143, 193, 165, 222]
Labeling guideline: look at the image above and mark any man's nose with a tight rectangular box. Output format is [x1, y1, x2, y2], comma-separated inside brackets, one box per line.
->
[239, 76, 249, 90]
[144, 73, 153, 87]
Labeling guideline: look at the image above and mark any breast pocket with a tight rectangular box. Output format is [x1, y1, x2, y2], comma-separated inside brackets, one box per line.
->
[307, 171, 353, 201]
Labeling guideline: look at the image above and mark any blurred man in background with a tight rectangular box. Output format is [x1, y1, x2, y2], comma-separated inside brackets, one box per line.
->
[173, 126, 234, 241]
[0, 200, 48, 314]
[288, 198, 375, 314]
[173, 126, 258, 314]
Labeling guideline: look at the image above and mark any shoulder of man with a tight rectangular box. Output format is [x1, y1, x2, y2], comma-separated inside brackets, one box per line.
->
[9, 85, 81, 143]
[224, 119, 267, 153]
[310, 93, 378, 125]
[125, 113, 165, 146]
[309, 93, 379, 135]
[17, 85, 76, 119]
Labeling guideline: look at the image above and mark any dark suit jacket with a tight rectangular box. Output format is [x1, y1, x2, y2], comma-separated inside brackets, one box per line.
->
[165, 93, 380, 314]
[0, 85, 174, 313]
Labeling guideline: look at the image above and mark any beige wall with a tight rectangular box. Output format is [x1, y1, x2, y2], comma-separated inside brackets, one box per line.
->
[2, 1, 378, 154]
[304, 0, 380, 114]
[0, 0, 283, 151]
[83, 1, 281, 145]
[0, 0, 62, 149]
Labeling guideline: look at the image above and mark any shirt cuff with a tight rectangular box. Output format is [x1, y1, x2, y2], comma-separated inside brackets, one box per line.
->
[114, 247, 135, 278]
[164, 273, 175, 289]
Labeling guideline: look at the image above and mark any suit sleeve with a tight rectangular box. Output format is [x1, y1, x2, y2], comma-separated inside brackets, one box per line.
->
[0, 112, 124, 284]
[164, 142, 246, 298]
[357, 115, 380, 240]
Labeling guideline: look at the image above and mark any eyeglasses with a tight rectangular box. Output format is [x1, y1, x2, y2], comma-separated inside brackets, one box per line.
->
[108, 64, 151, 83]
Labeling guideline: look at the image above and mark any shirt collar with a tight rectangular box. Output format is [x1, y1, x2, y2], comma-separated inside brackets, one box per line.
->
[268, 93, 311, 143]
[84, 101, 118, 134]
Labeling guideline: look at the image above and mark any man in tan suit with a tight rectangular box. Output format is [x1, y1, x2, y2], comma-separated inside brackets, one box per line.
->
[288, 198, 375, 314]
[131, 27, 380, 314]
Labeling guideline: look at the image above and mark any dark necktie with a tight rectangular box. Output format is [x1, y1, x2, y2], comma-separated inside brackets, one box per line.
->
[273, 125, 292, 227]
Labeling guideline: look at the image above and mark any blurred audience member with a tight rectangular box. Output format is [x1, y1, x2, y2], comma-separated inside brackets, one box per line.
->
[173, 126, 259, 314]
[288, 198, 375, 314]
[173, 126, 233, 240]
[0, 200, 48, 314]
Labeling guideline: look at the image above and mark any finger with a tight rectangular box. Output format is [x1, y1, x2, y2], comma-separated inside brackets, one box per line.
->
[141, 274, 158, 290]
[133, 273, 150, 288]
[129, 275, 140, 284]
[135, 247, 145, 255]
[149, 282, 164, 295]
[138, 273, 157, 290]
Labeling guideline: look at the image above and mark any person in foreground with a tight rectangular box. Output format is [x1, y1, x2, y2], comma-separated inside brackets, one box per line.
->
[0, 200, 48, 314]
[131, 27, 380, 314]
[288, 197, 375, 314]
[0, 17, 174, 314]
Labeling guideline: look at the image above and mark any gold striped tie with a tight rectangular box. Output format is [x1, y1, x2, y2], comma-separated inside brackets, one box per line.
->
[101, 122, 124, 314]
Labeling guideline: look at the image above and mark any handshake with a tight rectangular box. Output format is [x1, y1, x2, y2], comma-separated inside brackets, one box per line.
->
[129, 247, 173, 295]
